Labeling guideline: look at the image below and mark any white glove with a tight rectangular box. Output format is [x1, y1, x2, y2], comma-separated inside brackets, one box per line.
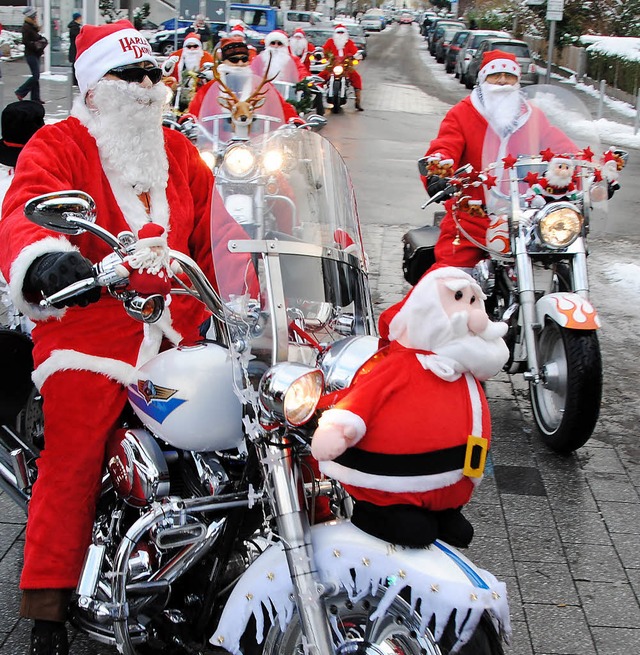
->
[162, 56, 179, 74]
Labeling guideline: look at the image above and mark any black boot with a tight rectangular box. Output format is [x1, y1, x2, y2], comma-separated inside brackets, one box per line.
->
[435, 507, 474, 548]
[30, 620, 68, 655]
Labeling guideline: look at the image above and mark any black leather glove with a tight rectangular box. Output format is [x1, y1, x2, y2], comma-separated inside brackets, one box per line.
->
[23, 251, 100, 308]
[426, 175, 453, 200]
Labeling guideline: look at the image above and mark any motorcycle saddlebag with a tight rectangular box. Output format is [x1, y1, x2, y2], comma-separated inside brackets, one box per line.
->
[401, 225, 440, 286]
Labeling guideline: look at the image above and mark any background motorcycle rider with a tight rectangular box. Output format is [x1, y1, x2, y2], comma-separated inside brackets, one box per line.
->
[378, 50, 577, 338]
[189, 38, 301, 123]
[289, 27, 313, 74]
[214, 23, 257, 61]
[321, 23, 364, 111]
[0, 20, 251, 655]
[185, 13, 213, 51]
[162, 33, 214, 110]
[252, 29, 308, 84]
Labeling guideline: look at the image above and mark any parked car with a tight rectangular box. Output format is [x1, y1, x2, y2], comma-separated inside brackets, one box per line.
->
[360, 9, 386, 32]
[453, 30, 511, 81]
[398, 12, 414, 25]
[428, 19, 465, 56]
[435, 27, 467, 64]
[305, 25, 367, 59]
[464, 38, 538, 88]
[442, 29, 470, 72]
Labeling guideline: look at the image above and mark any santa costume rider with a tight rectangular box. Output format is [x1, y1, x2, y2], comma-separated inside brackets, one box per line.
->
[162, 32, 214, 107]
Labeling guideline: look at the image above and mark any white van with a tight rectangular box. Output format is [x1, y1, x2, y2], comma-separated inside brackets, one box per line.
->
[281, 9, 325, 34]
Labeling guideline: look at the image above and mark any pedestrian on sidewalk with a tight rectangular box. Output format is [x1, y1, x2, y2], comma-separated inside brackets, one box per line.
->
[67, 11, 82, 86]
[16, 6, 47, 104]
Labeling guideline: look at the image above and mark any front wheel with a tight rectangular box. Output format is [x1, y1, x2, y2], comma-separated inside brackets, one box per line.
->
[530, 320, 602, 453]
[247, 588, 504, 655]
[330, 79, 342, 114]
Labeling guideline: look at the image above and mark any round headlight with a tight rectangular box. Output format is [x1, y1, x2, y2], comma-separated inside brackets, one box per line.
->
[333, 65, 344, 75]
[263, 148, 284, 174]
[199, 150, 217, 170]
[259, 363, 324, 427]
[222, 145, 257, 179]
[538, 205, 583, 248]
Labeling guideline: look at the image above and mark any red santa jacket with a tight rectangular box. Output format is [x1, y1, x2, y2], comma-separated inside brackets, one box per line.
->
[163, 49, 215, 88]
[0, 117, 251, 388]
[319, 342, 490, 512]
[323, 37, 358, 60]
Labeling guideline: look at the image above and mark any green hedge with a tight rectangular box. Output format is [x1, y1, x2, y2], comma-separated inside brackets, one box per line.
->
[586, 52, 640, 96]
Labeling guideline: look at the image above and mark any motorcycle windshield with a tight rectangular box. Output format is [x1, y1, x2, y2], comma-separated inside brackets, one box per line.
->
[210, 128, 374, 373]
[195, 70, 286, 152]
[481, 84, 607, 218]
[251, 54, 300, 102]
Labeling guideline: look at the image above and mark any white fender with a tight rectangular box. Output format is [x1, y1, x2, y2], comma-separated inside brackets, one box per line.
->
[536, 292, 600, 330]
[211, 520, 510, 654]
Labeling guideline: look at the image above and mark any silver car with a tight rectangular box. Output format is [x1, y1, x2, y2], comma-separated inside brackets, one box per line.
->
[464, 38, 539, 88]
[454, 30, 511, 81]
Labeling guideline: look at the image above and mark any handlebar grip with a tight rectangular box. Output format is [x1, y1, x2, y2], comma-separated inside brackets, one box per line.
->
[39, 277, 98, 308]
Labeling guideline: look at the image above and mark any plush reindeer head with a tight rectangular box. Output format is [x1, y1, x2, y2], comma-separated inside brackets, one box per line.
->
[212, 55, 278, 130]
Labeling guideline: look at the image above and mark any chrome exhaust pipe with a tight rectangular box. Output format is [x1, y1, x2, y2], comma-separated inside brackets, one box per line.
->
[0, 423, 36, 510]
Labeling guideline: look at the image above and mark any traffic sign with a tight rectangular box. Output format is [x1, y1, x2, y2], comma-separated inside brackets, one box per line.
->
[546, 0, 564, 22]
[206, 0, 229, 22]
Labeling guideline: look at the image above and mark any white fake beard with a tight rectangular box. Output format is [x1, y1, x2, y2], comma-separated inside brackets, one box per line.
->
[84, 79, 169, 194]
[217, 64, 254, 99]
[545, 167, 573, 188]
[182, 48, 202, 71]
[262, 47, 291, 77]
[480, 82, 522, 136]
[127, 245, 171, 274]
[333, 33, 348, 51]
[434, 313, 509, 381]
[290, 37, 307, 57]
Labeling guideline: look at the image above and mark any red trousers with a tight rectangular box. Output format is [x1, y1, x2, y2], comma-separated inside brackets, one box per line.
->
[21, 370, 128, 589]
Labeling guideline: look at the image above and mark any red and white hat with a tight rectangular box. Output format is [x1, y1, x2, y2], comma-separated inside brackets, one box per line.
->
[478, 50, 521, 84]
[264, 30, 289, 47]
[137, 223, 167, 248]
[74, 20, 157, 98]
[183, 33, 203, 48]
[334, 24, 348, 34]
[292, 28, 306, 37]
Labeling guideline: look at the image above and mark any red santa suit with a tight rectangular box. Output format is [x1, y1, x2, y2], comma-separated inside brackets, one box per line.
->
[162, 33, 215, 90]
[321, 36, 362, 90]
[289, 28, 313, 74]
[0, 115, 251, 591]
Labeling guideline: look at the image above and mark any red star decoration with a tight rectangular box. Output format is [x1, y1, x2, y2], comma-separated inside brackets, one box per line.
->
[502, 154, 517, 169]
[540, 148, 554, 162]
[581, 146, 594, 161]
[593, 169, 603, 182]
[603, 150, 617, 163]
[483, 173, 497, 189]
[523, 171, 540, 186]
[466, 169, 480, 183]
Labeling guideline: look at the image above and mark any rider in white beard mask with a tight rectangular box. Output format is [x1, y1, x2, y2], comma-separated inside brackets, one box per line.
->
[332, 29, 349, 53]
[257, 30, 294, 79]
[289, 31, 308, 58]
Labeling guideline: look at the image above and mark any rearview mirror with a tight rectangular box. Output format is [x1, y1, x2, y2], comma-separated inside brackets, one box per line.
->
[24, 191, 96, 235]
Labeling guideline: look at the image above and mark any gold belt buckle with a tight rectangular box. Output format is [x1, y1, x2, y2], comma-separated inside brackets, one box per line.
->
[463, 435, 488, 478]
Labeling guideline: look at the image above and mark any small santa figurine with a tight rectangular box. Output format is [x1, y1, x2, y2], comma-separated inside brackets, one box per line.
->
[312, 267, 509, 548]
[115, 223, 181, 297]
[527, 156, 578, 207]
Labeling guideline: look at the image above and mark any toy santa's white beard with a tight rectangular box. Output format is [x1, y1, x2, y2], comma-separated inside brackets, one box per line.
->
[128, 245, 171, 274]
[182, 47, 203, 71]
[84, 79, 169, 194]
[480, 81, 522, 136]
[261, 47, 291, 78]
[290, 37, 307, 57]
[333, 33, 348, 51]
[545, 167, 572, 189]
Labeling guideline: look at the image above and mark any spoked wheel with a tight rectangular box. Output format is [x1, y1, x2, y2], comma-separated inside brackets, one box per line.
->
[530, 320, 602, 453]
[250, 589, 503, 655]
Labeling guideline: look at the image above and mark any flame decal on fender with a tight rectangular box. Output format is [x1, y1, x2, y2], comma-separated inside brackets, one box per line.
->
[536, 293, 601, 330]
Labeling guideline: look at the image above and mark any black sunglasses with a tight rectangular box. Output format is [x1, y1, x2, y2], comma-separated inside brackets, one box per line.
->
[185, 44, 200, 49]
[107, 65, 163, 84]
[270, 41, 284, 46]
[227, 55, 249, 63]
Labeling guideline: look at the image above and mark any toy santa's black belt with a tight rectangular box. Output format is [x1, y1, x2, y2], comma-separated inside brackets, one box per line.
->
[333, 436, 487, 479]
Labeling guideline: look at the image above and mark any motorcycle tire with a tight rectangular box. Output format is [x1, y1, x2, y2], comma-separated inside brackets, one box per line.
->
[241, 587, 504, 655]
[331, 80, 342, 114]
[19, 385, 44, 451]
[530, 319, 602, 453]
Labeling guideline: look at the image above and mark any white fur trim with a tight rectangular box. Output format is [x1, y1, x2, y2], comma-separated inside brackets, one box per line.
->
[318, 408, 367, 443]
[75, 28, 156, 98]
[135, 307, 183, 368]
[136, 236, 166, 248]
[8, 236, 77, 320]
[32, 349, 137, 389]
[319, 460, 469, 493]
[478, 58, 520, 84]
[464, 373, 483, 437]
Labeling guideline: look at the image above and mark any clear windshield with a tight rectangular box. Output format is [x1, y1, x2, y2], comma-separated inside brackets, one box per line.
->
[210, 128, 375, 373]
[481, 84, 607, 221]
[251, 54, 300, 103]
[194, 70, 286, 153]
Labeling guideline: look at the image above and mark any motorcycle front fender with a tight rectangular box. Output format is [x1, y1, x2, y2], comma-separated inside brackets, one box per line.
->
[211, 520, 510, 654]
[535, 292, 600, 330]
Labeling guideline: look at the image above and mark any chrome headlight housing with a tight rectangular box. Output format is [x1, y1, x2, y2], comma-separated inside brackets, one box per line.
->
[262, 148, 285, 174]
[222, 144, 257, 179]
[536, 202, 583, 249]
[259, 363, 324, 426]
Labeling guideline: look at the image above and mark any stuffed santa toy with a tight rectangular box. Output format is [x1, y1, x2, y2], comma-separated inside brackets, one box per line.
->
[526, 155, 578, 207]
[312, 267, 509, 548]
[115, 223, 181, 297]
